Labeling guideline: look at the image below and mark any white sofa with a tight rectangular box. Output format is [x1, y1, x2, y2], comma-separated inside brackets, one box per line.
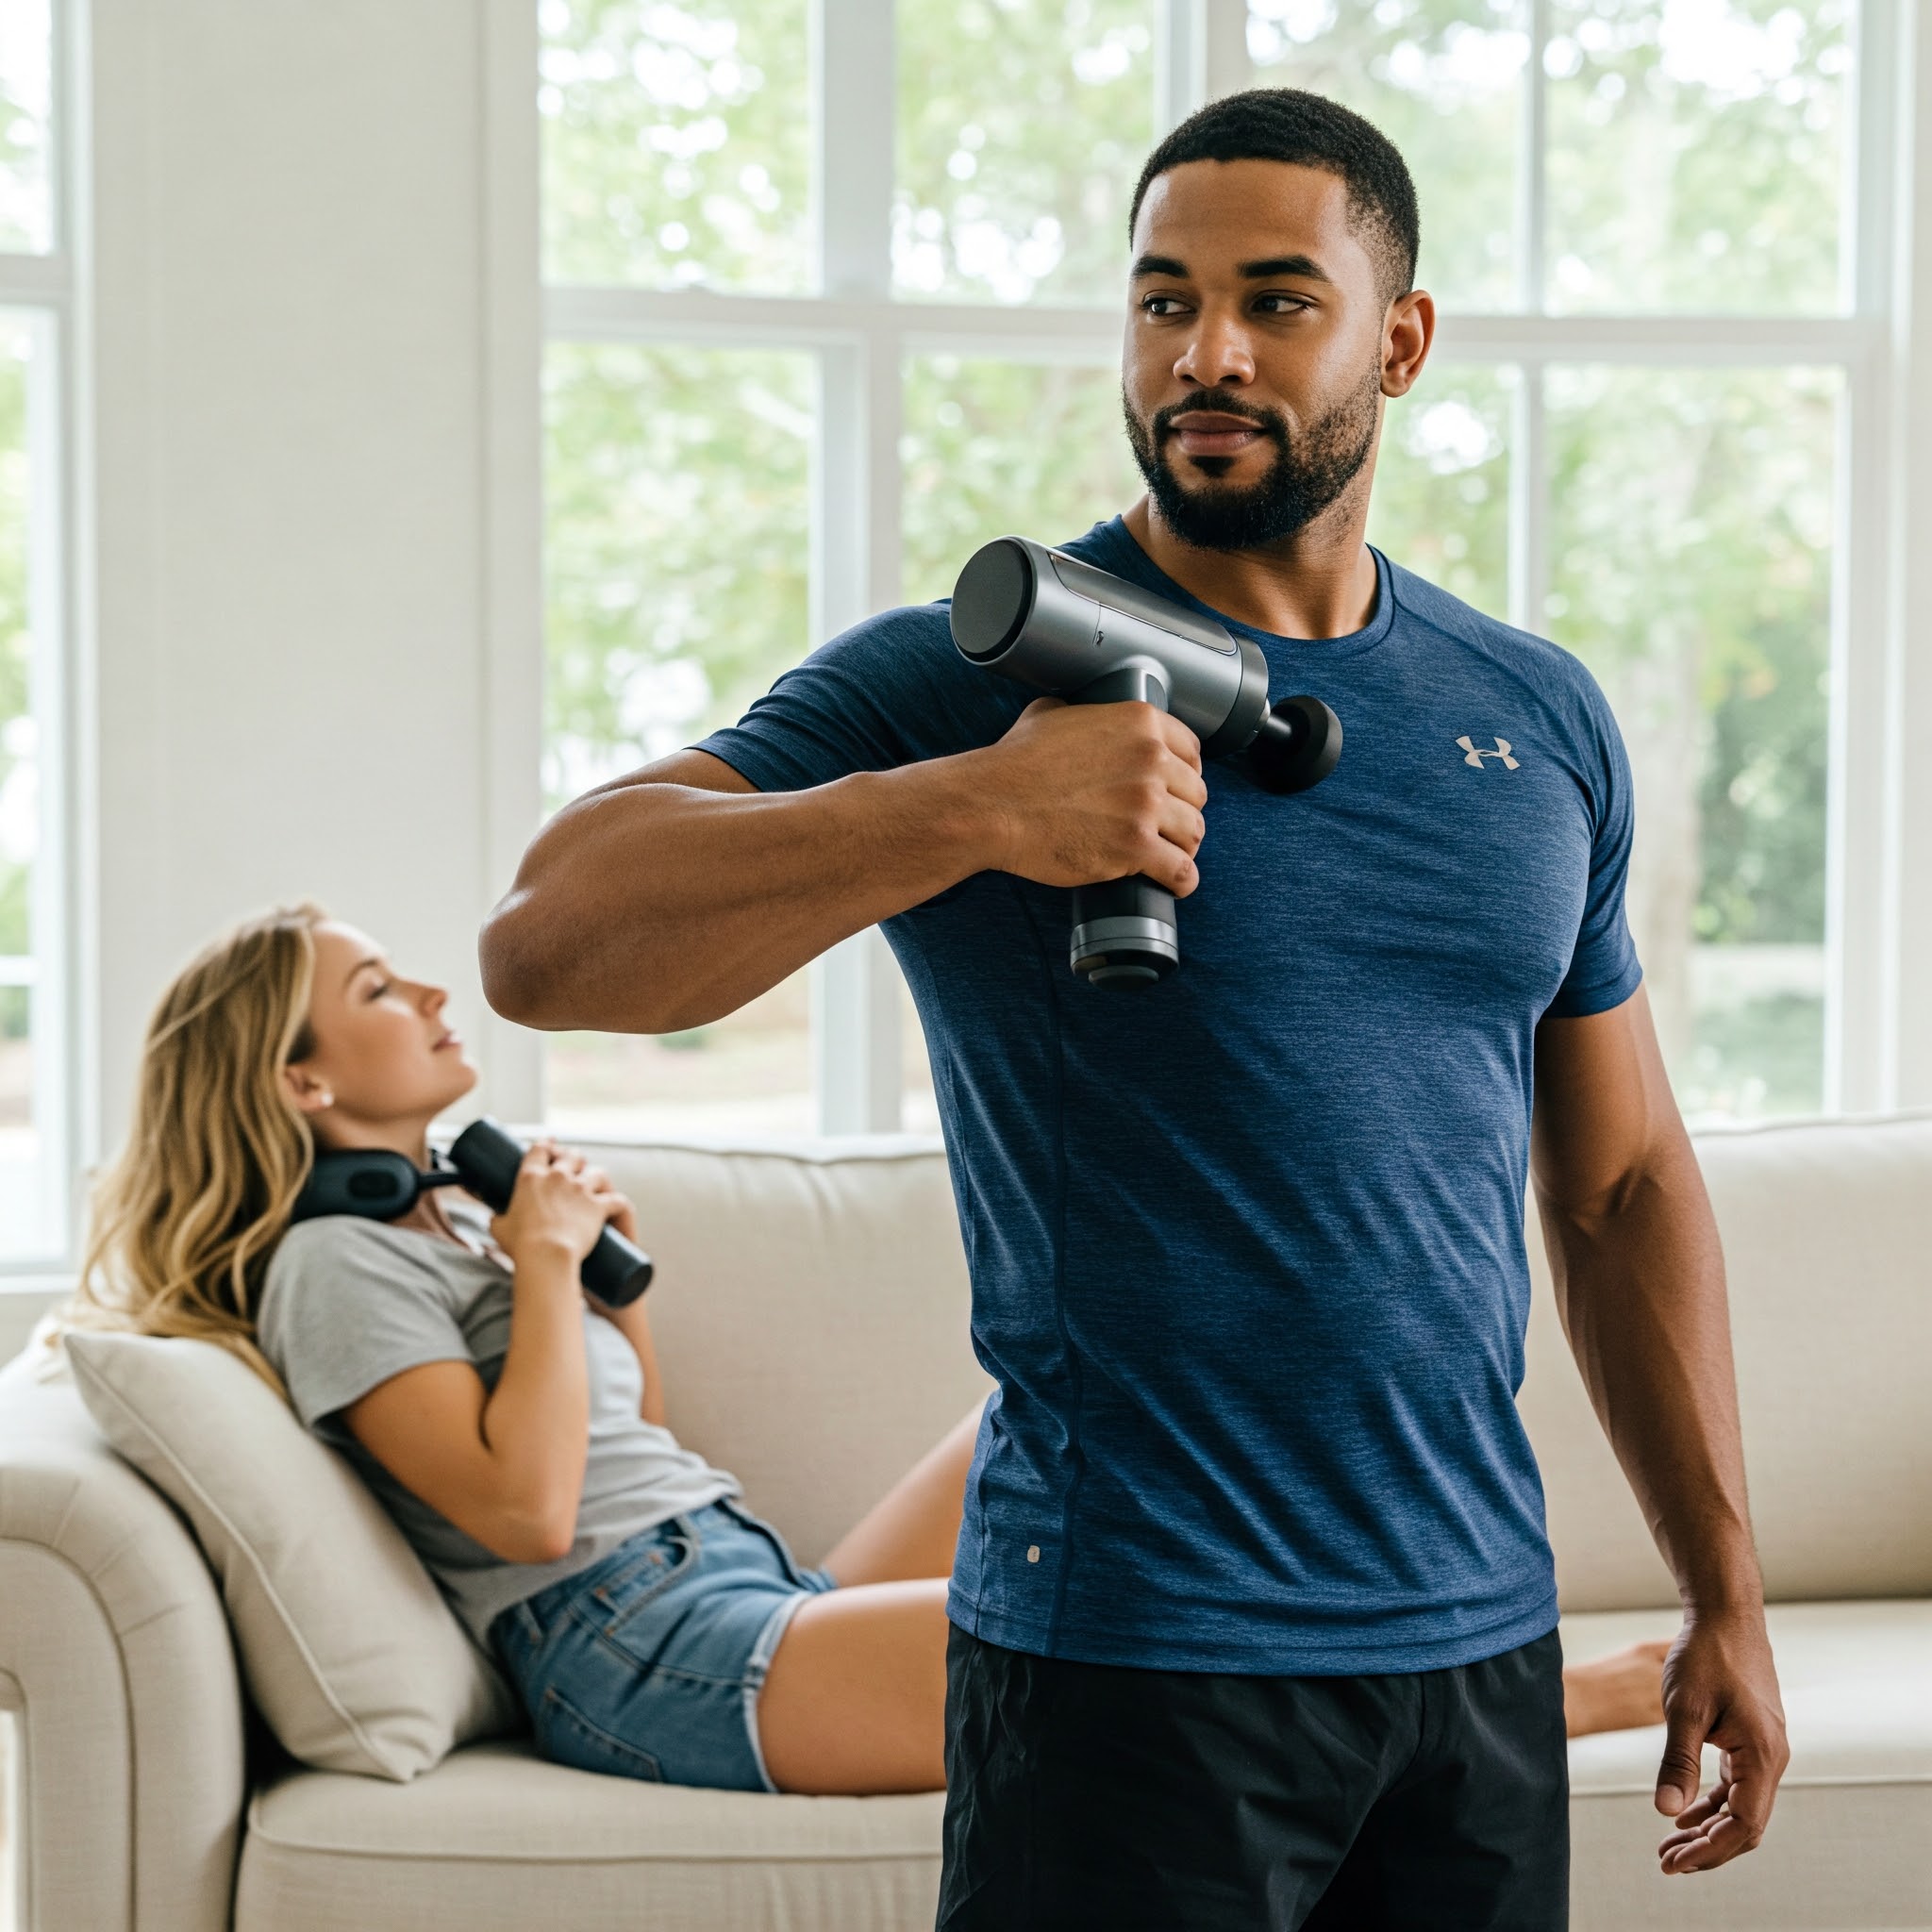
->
[0, 1112, 1926, 1931]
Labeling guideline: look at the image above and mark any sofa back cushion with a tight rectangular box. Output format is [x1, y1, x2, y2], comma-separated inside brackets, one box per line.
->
[567, 1136, 994, 1571]
[1522, 1109, 1932, 1610]
[64, 1329, 523, 1781]
[582, 1115, 1932, 1614]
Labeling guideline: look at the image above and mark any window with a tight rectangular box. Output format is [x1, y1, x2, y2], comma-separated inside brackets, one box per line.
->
[0, 0, 73, 1270]
[1253, 0, 1854, 1120]
[538, 0, 1902, 1134]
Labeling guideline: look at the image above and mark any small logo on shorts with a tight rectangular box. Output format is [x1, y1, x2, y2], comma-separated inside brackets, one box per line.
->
[1457, 735, 1520, 770]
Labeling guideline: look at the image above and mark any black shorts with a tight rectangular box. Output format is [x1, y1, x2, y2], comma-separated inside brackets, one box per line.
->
[938, 1624, 1569, 1932]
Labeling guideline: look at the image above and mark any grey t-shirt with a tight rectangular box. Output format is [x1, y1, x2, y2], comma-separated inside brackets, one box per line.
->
[255, 1198, 739, 1648]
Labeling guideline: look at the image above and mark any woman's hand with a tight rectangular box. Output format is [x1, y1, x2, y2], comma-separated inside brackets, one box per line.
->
[490, 1139, 627, 1273]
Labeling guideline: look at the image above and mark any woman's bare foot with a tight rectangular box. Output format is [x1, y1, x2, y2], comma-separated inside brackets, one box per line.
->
[1563, 1639, 1671, 1739]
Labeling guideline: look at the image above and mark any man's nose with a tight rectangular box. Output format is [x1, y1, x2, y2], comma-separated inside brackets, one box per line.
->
[1175, 310, 1256, 389]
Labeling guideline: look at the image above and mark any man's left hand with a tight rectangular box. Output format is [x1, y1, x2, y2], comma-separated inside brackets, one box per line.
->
[1653, 1610, 1790, 1874]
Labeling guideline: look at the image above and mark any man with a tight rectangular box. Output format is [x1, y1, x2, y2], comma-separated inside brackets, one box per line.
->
[482, 88, 1787, 1929]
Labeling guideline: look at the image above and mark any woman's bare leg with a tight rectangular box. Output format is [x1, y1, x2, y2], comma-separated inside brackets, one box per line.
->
[753, 1403, 984, 1794]
[757, 1578, 951, 1793]
[1563, 1639, 1670, 1738]
[816, 1398, 987, 1586]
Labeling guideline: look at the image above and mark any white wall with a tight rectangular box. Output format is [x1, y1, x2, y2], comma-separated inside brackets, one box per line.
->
[85, 0, 541, 1175]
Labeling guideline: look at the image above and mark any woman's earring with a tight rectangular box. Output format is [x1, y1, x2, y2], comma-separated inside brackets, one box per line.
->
[317, 1091, 334, 1108]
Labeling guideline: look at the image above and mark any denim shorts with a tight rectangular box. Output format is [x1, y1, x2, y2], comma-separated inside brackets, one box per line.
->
[488, 1496, 839, 1793]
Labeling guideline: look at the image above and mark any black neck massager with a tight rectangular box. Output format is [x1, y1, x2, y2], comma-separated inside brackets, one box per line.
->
[950, 536, 1342, 988]
[290, 1114, 654, 1307]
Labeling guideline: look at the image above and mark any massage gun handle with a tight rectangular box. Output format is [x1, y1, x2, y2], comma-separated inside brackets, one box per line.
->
[1067, 665, 1181, 987]
[1071, 872, 1177, 940]
[445, 1116, 655, 1307]
[1072, 874, 1175, 929]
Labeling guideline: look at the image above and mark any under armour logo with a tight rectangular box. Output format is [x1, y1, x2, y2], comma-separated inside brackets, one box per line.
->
[1457, 735, 1519, 770]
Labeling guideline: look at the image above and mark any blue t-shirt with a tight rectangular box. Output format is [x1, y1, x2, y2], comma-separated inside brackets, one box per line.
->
[696, 517, 1642, 1674]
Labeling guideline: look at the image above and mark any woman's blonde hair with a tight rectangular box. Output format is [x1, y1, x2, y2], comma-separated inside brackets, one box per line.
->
[55, 901, 331, 1398]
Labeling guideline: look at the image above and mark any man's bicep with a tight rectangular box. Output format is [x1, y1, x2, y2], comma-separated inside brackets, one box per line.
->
[1531, 985, 1682, 1220]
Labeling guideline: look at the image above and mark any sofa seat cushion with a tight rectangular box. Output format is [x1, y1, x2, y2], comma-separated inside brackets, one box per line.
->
[235, 1740, 945, 1932]
[236, 1602, 1928, 1932]
[1562, 1599, 1932, 1930]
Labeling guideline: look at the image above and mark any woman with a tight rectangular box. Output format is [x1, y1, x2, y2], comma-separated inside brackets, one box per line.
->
[60, 903, 1668, 1796]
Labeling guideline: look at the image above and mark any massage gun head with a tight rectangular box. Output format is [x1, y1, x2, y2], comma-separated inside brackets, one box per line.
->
[1244, 692, 1343, 794]
[950, 536, 1341, 792]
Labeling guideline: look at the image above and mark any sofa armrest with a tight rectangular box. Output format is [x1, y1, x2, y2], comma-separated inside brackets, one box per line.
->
[0, 1356, 245, 1932]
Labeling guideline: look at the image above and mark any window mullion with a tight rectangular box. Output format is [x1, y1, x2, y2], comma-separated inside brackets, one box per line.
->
[1506, 362, 1546, 639]
[1830, 350, 1889, 1111]
[1157, 0, 1206, 132]
[1517, 0, 1549, 316]
[1158, 1, 1252, 130]
[49, 0, 71, 259]
[813, 0, 903, 1136]
[1870, 0, 1932, 1108]
[1847, 0, 1898, 319]
[1824, 0, 1913, 1113]
[480, 0, 545, 1131]
[816, 0, 893, 301]
[810, 0, 893, 632]
[1507, 0, 1549, 638]
[1203, 0, 1253, 102]
[25, 310, 71, 1263]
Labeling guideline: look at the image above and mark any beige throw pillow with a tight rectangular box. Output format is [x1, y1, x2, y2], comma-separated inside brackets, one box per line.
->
[64, 1329, 523, 1781]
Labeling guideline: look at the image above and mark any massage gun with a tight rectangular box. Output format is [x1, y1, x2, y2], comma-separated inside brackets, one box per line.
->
[290, 1115, 655, 1307]
[950, 536, 1341, 988]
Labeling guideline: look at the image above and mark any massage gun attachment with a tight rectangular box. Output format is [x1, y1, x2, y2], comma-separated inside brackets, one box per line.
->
[950, 535, 1341, 989]
[290, 1117, 655, 1307]
[290, 1149, 467, 1221]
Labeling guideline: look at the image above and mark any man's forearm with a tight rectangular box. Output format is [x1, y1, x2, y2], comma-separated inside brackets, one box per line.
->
[481, 750, 1001, 1034]
[1538, 1138, 1763, 1611]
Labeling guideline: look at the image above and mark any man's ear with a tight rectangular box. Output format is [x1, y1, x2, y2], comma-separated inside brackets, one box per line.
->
[281, 1061, 335, 1117]
[1381, 287, 1435, 400]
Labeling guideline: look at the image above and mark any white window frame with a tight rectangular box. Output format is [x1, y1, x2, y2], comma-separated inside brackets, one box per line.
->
[0, 0, 87, 1279]
[517, 0, 1932, 1133]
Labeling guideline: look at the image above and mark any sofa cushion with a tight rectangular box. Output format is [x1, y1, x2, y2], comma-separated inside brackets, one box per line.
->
[63, 1329, 522, 1781]
[1522, 1110, 1932, 1613]
[232, 1600, 1929, 1932]
[233, 1600, 1929, 1932]
[555, 1135, 992, 1568]
[236, 1741, 945, 1932]
[573, 1114, 1932, 1609]
[1561, 1599, 1932, 1930]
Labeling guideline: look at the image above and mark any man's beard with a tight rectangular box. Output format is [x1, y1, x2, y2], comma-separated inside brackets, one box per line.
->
[1122, 373, 1381, 552]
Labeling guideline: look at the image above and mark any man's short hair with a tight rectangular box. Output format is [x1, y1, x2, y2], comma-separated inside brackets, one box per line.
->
[1129, 89, 1421, 304]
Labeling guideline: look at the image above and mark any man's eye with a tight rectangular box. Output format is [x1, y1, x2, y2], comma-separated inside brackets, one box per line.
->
[369, 980, 392, 998]
[1141, 295, 1187, 316]
[1255, 293, 1309, 314]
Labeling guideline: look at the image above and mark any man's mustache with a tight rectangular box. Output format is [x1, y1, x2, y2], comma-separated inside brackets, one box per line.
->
[1151, 393, 1286, 442]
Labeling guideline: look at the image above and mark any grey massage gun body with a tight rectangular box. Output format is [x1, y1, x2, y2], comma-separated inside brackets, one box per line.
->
[950, 535, 1341, 988]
